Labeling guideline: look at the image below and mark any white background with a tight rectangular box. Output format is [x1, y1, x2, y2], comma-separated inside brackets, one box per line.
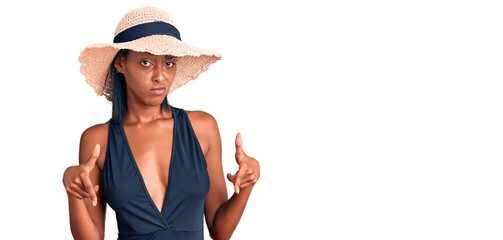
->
[0, 0, 502, 239]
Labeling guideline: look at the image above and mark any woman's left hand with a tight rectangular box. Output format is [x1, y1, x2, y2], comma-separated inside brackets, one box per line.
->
[226, 132, 260, 194]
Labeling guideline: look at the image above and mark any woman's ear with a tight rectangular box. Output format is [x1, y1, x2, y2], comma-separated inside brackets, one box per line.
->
[114, 55, 125, 74]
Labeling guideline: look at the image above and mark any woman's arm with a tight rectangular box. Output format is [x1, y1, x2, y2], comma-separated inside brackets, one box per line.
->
[64, 126, 107, 240]
[208, 182, 255, 240]
[193, 112, 259, 240]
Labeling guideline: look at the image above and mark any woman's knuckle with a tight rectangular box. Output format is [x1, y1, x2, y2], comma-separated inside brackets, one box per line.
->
[79, 171, 88, 177]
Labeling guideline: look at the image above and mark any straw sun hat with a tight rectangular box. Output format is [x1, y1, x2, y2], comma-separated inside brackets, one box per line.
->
[78, 6, 221, 101]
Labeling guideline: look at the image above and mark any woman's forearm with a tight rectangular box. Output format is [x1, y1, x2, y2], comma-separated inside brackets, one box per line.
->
[68, 195, 101, 240]
[210, 185, 254, 240]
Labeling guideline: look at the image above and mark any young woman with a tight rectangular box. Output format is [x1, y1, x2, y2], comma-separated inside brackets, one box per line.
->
[62, 7, 260, 240]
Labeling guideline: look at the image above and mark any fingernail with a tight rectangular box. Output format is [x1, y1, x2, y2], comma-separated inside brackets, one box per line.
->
[237, 188, 240, 194]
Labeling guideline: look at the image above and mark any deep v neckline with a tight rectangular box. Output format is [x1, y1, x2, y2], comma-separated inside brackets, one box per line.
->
[119, 106, 176, 217]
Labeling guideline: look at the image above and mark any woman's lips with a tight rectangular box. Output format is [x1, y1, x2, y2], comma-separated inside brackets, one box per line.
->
[150, 87, 166, 95]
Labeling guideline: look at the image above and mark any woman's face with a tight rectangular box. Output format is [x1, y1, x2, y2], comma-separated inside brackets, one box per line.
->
[115, 50, 177, 105]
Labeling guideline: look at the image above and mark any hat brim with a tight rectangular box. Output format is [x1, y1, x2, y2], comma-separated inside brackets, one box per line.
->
[78, 34, 221, 100]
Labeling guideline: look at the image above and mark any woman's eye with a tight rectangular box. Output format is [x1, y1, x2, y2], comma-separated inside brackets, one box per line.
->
[166, 62, 175, 67]
[140, 61, 151, 66]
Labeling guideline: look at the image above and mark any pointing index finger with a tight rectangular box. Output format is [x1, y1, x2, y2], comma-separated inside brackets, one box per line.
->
[235, 166, 247, 194]
[82, 174, 98, 206]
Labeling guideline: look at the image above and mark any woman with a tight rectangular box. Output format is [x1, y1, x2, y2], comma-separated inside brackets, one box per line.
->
[62, 7, 260, 240]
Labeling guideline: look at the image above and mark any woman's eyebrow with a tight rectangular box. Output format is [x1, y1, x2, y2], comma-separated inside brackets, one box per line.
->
[142, 52, 174, 59]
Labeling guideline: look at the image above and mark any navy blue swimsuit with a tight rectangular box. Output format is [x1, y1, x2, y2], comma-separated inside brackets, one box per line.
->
[102, 105, 210, 240]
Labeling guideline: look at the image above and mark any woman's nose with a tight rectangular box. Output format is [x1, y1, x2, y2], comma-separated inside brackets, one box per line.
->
[152, 65, 166, 82]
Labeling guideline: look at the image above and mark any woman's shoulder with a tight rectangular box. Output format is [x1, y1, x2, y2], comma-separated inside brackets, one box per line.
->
[184, 110, 219, 156]
[81, 120, 110, 140]
[79, 120, 110, 167]
[185, 109, 218, 129]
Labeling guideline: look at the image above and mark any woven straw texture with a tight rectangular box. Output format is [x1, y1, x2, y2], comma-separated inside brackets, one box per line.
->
[78, 6, 221, 101]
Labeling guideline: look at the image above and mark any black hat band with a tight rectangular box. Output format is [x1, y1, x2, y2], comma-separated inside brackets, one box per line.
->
[113, 21, 181, 43]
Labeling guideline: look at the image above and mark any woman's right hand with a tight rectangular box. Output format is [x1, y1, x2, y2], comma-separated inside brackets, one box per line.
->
[63, 143, 101, 206]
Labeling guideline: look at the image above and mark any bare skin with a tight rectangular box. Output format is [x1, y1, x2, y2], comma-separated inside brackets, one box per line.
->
[63, 50, 260, 240]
